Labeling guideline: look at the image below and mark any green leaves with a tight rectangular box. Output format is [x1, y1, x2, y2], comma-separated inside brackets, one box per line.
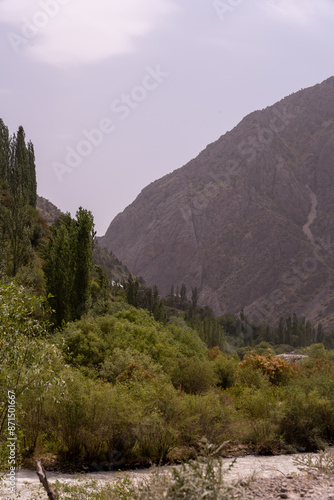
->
[43, 208, 95, 326]
[0, 282, 63, 452]
[0, 121, 38, 277]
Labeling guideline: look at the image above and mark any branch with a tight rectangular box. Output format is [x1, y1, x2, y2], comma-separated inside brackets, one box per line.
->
[35, 460, 59, 500]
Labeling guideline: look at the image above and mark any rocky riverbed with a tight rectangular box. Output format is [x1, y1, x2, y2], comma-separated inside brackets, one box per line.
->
[1, 453, 334, 499]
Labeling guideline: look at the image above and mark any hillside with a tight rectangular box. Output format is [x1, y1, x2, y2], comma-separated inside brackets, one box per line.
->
[100, 77, 334, 330]
[93, 244, 131, 284]
[36, 195, 62, 224]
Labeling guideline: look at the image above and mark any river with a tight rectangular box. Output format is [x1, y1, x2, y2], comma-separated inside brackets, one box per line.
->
[0, 452, 323, 499]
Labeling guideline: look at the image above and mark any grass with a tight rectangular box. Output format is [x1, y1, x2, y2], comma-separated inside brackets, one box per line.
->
[293, 448, 334, 475]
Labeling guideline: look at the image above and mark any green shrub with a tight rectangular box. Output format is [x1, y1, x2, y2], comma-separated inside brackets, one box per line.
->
[44, 369, 122, 461]
[236, 386, 283, 454]
[0, 282, 63, 463]
[212, 354, 238, 389]
[60, 308, 208, 377]
[99, 348, 164, 383]
[177, 390, 235, 446]
[280, 386, 334, 451]
[236, 364, 270, 389]
[170, 357, 218, 394]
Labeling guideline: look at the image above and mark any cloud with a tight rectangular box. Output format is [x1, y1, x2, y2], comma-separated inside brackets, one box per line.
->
[1, 0, 178, 66]
[263, 0, 332, 25]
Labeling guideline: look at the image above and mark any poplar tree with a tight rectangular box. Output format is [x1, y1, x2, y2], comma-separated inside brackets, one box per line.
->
[73, 207, 95, 318]
[11, 127, 28, 202]
[0, 121, 38, 276]
[180, 283, 187, 309]
[43, 208, 95, 327]
[0, 119, 10, 184]
[27, 141, 37, 208]
[191, 286, 198, 310]
[43, 213, 76, 326]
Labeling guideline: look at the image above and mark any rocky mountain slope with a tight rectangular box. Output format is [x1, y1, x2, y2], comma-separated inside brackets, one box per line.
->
[37, 195, 62, 224]
[99, 77, 334, 330]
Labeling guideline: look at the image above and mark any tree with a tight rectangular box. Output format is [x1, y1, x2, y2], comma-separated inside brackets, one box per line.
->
[43, 213, 75, 325]
[180, 283, 187, 309]
[0, 282, 57, 440]
[27, 141, 37, 208]
[43, 208, 95, 327]
[126, 275, 139, 308]
[292, 312, 299, 346]
[317, 322, 325, 343]
[143, 286, 153, 311]
[168, 284, 175, 306]
[73, 207, 95, 318]
[277, 317, 284, 344]
[1, 200, 33, 275]
[0, 122, 38, 276]
[0, 119, 10, 184]
[285, 315, 292, 345]
[191, 286, 198, 311]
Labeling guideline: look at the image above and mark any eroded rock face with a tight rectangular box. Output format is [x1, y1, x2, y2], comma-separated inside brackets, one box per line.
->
[100, 77, 334, 329]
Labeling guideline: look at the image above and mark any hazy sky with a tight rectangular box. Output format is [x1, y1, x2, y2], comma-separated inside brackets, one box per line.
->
[1, 0, 333, 235]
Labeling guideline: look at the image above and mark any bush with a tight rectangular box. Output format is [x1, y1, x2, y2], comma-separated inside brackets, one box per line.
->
[44, 369, 146, 462]
[60, 308, 208, 377]
[212, 354, 238, 389]
[0, 282, 63, 463]
[236, 364, 270, 389]
[236, 386, 283, 454]
[280, 385, 334, 451]
[177, 390, 235, 446]
[170, 357, 217, 394]
[239, 350, 297, 385]
[99, 347, 164, 383]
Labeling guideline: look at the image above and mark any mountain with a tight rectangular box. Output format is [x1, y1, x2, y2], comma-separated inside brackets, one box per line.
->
[93, 244, 131, 284]
[99, 77, 334, 330]
[37, 195, 62, 224]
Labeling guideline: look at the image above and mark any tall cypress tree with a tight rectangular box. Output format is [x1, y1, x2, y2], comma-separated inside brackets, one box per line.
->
[27, 141, 37, 208]
[73, 207, 95, 318]
[12, 127, 28, 201]
[0, 119, 10, 185]
[0, 120, 38, 276]
[6, 126, 36, 207]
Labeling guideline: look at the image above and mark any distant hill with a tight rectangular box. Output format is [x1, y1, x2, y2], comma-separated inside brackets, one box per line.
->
[37, 195, 62, 224]
[99, 76, 334, 331]
[93, 244, 130, 284]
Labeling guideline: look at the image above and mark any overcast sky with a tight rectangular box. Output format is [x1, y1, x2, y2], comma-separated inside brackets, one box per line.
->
[1, 0, 333, 235]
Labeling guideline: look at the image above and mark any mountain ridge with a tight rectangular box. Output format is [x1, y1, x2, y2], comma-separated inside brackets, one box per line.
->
[100, 76, 334, 330]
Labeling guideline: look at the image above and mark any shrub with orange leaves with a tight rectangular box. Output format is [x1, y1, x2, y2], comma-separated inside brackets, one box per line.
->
[207, 346, 220, 360]
[116, 361, 154, 383]
[239, 349, 300, 385]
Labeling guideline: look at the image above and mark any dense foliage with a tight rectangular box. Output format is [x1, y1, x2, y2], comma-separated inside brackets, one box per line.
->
[43, 208, 95, 326]
[1, 284, 334, 472]
[0, 120, 42, 277]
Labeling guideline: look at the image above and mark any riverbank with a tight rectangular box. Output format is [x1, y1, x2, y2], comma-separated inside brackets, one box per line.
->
[2, 452, 334, 499]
